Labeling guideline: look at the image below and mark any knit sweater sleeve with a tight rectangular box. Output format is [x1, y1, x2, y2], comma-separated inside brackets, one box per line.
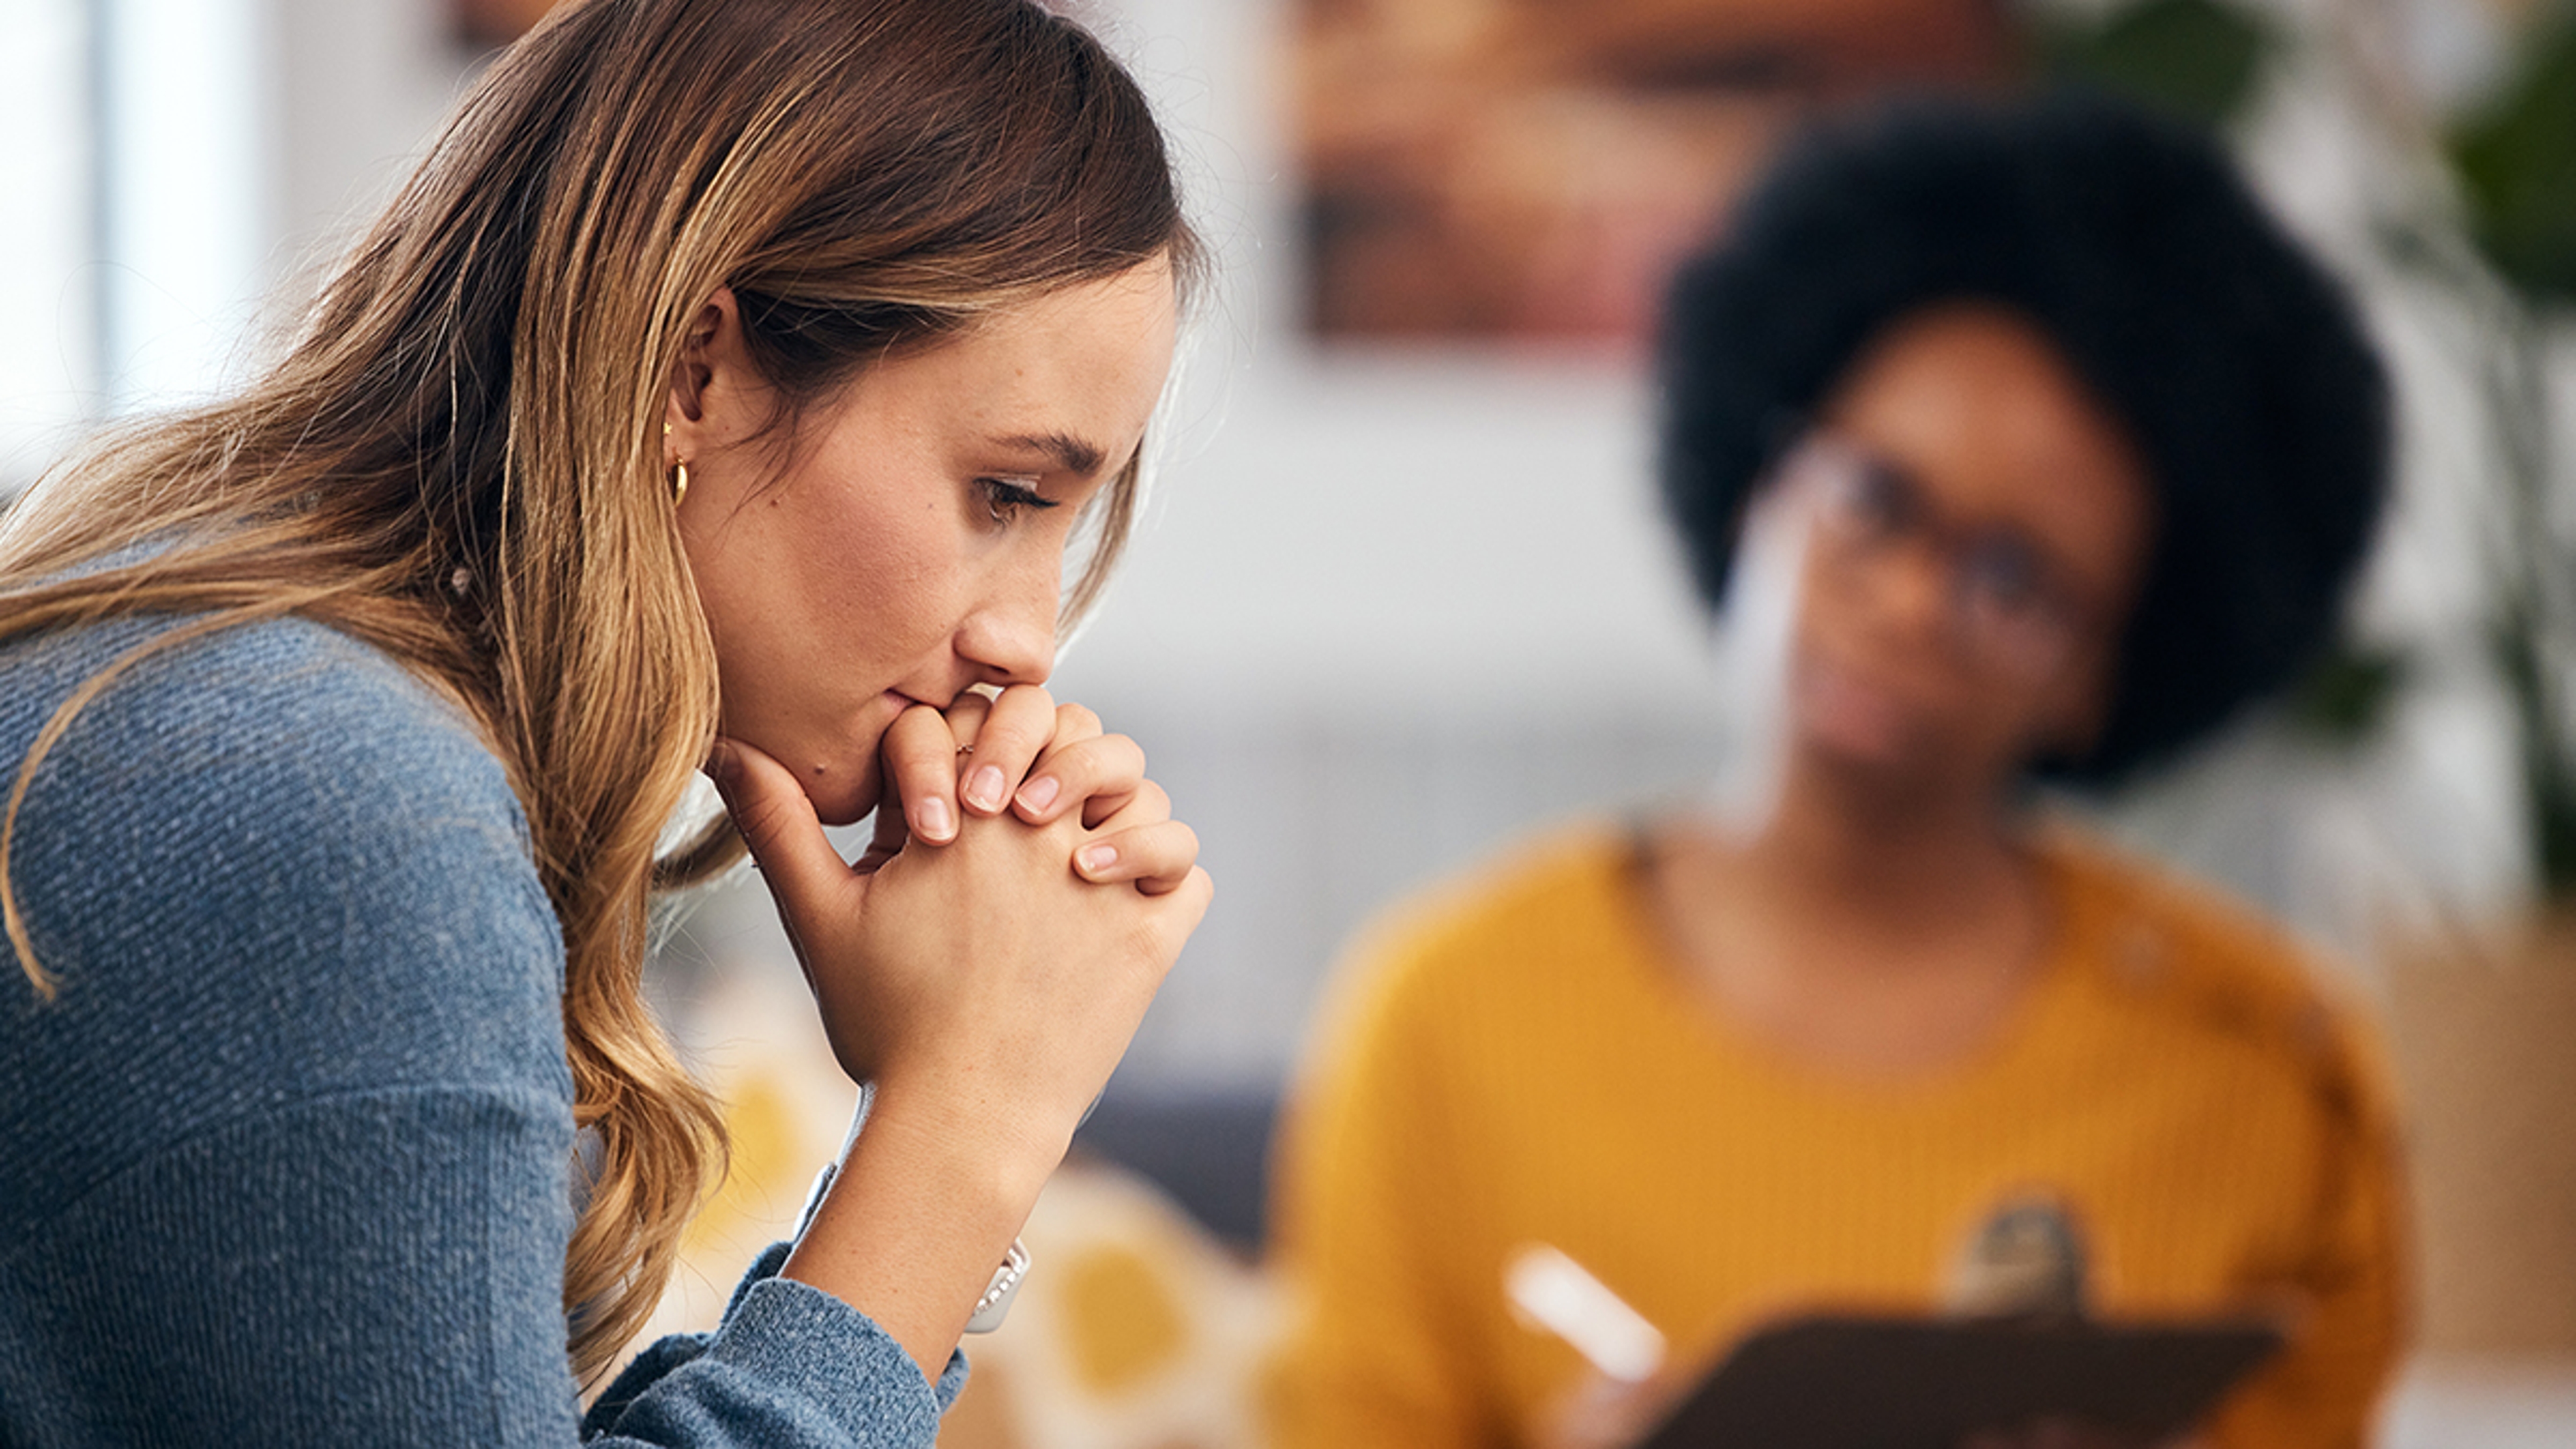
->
[0, 616, 957, 1447]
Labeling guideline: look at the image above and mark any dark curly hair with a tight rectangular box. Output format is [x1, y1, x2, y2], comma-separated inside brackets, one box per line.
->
[1656, 91, 2391, 786]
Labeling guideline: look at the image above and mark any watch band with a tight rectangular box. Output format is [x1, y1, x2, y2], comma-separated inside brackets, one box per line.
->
[965, 1238, 1030, 1334]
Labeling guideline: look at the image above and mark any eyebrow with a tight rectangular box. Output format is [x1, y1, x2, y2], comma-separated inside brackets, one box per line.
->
[994, 431, 1107, 476]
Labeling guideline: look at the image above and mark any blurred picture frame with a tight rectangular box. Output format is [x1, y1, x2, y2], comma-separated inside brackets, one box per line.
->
[1291, 0, 2016, 349]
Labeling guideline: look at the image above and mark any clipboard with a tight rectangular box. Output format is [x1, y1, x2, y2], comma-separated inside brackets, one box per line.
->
[1631, 1312, 2286, 1449]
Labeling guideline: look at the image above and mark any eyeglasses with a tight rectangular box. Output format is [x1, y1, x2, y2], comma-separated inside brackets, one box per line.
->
[1776, 433, 2103, 680]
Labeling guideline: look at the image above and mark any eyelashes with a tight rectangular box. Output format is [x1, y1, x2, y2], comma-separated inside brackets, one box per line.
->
[977, 477, 1060, 526]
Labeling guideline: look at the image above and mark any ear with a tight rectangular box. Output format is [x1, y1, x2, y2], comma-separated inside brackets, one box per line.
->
[664, 286, 743, 460]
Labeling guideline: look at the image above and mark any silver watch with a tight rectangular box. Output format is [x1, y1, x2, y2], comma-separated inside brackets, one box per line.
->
[965, 1238, 1030, 1334]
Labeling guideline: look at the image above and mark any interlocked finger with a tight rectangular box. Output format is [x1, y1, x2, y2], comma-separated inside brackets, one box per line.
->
[1073, 817, 1201, 896]
[957, 684, 1057, 818]
[881, 704, 970, 844]
[1012, 729, 1145, 826]
[1066, 779, 1191, 895]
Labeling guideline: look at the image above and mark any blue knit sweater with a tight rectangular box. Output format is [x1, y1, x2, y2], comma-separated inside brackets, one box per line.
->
[0, 612, 963, 1445]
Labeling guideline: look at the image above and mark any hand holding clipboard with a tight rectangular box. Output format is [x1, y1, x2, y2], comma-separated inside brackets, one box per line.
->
[1505, 1210, 2286, 1449]
[1624, 1311, 2281, 1449]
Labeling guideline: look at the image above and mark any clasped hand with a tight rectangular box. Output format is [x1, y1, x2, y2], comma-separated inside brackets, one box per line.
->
[705, 684, 1211, 1159]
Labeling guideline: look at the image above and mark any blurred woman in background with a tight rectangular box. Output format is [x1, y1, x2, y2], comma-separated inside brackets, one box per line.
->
[0, 1, 1210, 1443]
[1270, 93, 2403, 1449]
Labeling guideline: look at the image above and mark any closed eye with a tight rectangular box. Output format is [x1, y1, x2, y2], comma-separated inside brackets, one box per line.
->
[978, 477, 1059, 526]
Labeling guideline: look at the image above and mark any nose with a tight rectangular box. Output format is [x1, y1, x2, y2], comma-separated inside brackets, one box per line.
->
[954, 549, 1061, 687]
[1857, 537, 1954, 648]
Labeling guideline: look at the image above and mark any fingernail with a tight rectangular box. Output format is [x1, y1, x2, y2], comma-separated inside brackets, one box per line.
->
[1016, 775, 1060, 814]
[1077, 843, 1118, 875]
[967, 765, 1006, 812]
[917, 794, 954, 841]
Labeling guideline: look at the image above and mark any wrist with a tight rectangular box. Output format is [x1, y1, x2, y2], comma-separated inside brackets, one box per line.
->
[865, 1064, 1081, 1200]
[782, 1087, 1051, 1377]
[857, 1077, 1065, 1216]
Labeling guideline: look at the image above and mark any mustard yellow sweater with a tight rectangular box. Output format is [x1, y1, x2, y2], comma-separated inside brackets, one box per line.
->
[1267, 825, 2406, 1449]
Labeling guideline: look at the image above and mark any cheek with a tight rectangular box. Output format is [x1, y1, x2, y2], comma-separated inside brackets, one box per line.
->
[821, 551, 951, 657]
[1786, 551, 1886, 673]
[2031, 641, 2121, 747]
[1788, 561, 2038, 757]
[779, 480, 965, 650]
[691, 496, 962, 715]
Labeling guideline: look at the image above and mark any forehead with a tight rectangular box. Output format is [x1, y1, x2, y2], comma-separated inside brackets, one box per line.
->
[1821, 302, 2156, 591]
[865, 260, 1179, 457]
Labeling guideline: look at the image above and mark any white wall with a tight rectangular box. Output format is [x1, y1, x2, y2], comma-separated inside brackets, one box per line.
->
[264, 0, 470, 297]
[0, 0, 468, 484]
[95, 0, 270, 410]
[1046, 1, 1733, 726]
[0, 0, 97, 492]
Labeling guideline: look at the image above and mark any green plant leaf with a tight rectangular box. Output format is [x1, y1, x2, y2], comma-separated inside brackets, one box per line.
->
[2447, 5, 2576, 303]
[2285, 643, 2408, 745]
[2035, 0, 2277, 129]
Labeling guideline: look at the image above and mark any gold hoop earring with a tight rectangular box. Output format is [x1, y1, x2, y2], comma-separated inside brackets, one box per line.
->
[661, 420, 689, 507]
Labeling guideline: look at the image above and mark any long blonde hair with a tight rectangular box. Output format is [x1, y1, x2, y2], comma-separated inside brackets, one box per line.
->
[0, 0, 1197, 1379]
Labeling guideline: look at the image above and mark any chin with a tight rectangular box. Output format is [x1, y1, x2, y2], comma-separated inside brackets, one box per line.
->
[786, 747, 882, 829]
[730, 696, 902, 829]
[807, 777, 880, 829]
[1795, 720, 1921, 780]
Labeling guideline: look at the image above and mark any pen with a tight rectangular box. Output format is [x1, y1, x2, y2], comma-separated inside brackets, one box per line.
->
[1504, 1243, 1668, 1385]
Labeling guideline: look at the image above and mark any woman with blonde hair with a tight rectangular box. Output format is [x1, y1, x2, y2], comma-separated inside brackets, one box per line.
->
[0, 1, 1210, 1442]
